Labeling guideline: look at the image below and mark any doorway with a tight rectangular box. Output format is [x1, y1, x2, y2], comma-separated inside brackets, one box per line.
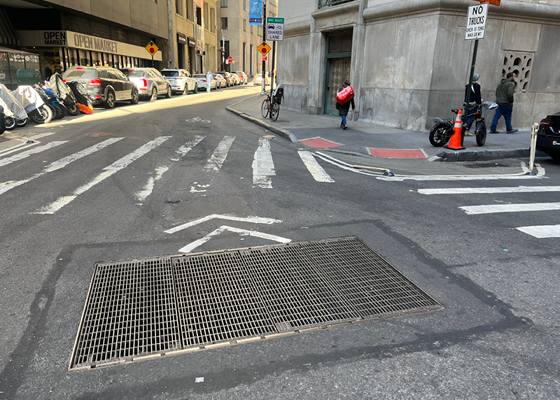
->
[323, 31, 352, 116]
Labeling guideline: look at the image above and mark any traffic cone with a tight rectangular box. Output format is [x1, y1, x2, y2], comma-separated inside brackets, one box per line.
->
[445, 109, 465, 150]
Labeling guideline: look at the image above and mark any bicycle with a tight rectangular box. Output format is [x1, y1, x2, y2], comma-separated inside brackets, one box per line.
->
[261, 87, 283, 122]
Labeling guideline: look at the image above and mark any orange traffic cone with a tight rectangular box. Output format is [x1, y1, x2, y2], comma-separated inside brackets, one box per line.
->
[445, 109, 465, 150]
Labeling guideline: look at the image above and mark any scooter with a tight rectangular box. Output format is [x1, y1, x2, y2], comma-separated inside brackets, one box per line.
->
[48, 74, 79, 116]
[12, 85, 53, 124]
[0, 83, 28, 129]
[429, 101, 497, 147]
[33, 83, 66, 120]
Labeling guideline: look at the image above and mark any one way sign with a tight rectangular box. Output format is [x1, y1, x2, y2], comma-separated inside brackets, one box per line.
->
[267, 17, 284, 41]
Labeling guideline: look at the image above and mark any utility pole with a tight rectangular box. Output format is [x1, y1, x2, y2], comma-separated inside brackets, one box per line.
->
[261, 0, 266, 94]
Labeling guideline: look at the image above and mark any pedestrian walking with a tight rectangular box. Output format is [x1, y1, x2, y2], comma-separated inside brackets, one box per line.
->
[336, 80, 355, 130]
[464, 73, 482, 136]
[490, 72, 518, 134]
[205, 71, 213, 93]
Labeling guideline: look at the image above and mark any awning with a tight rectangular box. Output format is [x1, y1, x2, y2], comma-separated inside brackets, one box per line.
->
[0, 6, 19, 46]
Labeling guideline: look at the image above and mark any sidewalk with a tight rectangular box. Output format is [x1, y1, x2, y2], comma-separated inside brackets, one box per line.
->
[228, 94, 535, 162]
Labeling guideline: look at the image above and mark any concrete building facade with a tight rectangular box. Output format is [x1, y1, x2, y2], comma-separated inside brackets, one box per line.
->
[220, 0, 277, 76]
[278, 0, 560, 131]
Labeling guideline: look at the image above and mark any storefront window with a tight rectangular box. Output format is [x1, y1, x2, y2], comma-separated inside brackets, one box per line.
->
[91, 51, 101, 66]
[79, 50, 89, 66]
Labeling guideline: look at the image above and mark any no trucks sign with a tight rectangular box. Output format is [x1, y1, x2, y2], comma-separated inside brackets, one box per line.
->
[465, 3, 488, 40]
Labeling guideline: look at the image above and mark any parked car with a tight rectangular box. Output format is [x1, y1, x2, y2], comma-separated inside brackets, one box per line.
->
[537, 112, 560, 160]
[252, 74, 270, 86]
[62, 66, 139, 108]
[193, 74, 217, 91]
[161, 69, 198, 94]
[215, 72, 232, 87]
[235, 71, 248, 85]
[119, 67, 172, 100]
[228, 72, 241, 86]
[213, 73, 226, 89]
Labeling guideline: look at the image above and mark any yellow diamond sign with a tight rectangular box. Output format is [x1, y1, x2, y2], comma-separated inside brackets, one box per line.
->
[146, 41, 159, 56]
[257, 42, 271, 56]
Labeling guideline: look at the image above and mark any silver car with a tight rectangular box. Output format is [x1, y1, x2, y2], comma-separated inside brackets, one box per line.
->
[193, 74, 217, 91]
[120, 67, 172, 100]
[213, 73, 226, 89]
[161, 69, 198, 94]
[228, 72, 241, 86]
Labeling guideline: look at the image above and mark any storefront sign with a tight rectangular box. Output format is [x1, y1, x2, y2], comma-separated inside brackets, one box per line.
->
[188, 37, 196, 47]
[43, 31, 67, 46]
[73, 33, 119, 53]
[177, 33, 187, 45]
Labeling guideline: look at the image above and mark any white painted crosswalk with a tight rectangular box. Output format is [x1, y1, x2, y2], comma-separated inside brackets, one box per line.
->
[418, 185, 560, 238]
[0, 134, 337, 215]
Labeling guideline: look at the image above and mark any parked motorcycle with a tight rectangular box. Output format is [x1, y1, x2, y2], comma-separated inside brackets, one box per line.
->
[0, 83, 28, 129]
[33, 83, 66, 119]
[429, 101, 498, 147]
[12, 85, 53, 124]
[48, 74, 80, 116]
[66, 81, 93, 114]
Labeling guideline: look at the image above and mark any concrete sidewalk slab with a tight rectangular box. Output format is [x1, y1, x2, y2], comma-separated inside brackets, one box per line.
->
[228, 93, 536, 162]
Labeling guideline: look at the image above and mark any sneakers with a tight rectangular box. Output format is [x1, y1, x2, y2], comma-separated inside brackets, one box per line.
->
[490, 130, 500, 134]
[340, 122, 344, 128]
[464, 131, 473, 136]
[343, 124, 348, 130]
[507, 129, 518, 134]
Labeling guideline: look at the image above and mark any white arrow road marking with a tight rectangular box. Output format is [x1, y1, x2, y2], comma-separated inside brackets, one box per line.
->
[135, 166, 169, 203]
[298, 151, 334, 182]
[0, 138, 123, 196]
[253, 137, 275, 188]
[0, 141, 68, 167]
[170, 135, 205, 161]
[204, 136, 235, 171]
[178, 225, 291, 253]
[35, 136, 170, 214]
[516, 225, 560, 238]
[165, 214, 282, 234]
[418, 186, 560, 195]
[460, 202, 560, 215]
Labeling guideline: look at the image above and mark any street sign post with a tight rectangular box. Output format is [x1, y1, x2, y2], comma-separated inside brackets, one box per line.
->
[266, 17, 284, 41]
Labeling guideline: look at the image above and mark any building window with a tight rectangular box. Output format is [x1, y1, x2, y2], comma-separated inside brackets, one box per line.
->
[251, 25, 253, 34]
[210, 8, 216, 32]
[243, 0, 247, 10]
[221, 17, 228, 29]
[243, 19, 247, 31]
[187, 0, 193, 20]
[269, 11, 275, 17]
[270, 0, 276, 5]
[176, 0, 184, 15]
[196, 7, 202, 25]
[258, 26, 263, 37]
[221, 0, 227, 7]
[204, 3, 209, 30]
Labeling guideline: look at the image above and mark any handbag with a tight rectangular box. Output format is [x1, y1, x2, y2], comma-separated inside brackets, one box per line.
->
[336, 86, 354, 104]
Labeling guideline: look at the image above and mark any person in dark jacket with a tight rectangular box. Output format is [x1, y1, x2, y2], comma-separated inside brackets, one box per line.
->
[337, 80, 355, 130]
[464, 73, 482, 136]
[490, 72, 518, 134]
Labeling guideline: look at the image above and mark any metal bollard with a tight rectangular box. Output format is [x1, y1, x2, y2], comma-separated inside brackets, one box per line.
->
[528, 122, 538, 175]
[0, 105, 5, 135]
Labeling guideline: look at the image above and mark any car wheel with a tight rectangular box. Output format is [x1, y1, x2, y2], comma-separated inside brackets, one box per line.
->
[4, 116, 16, 130]
[150, 87, 157, 101]
[130, 87, 139, 104]
[104, 90, 116, 109]
[165, 85, 172, 98]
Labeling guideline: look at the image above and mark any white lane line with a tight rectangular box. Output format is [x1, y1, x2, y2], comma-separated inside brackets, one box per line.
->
[0, 141, 67, 167]
[314, 152, 382, 176]
[419, 186, 560, 195]
[460, 202, 560, 215]
[0, 138, 123, 196]
[516, 225, 560, 238]
[204, 136, 235, 171]
[35, 136, 170, 214]
[170, 135, 205, 161]
[252, 137, 275, 188]
[178, 225, 291, 253]
[135, 166, 169, 203]
[298, 151, 334, 183]
[165, 214, 282, 234]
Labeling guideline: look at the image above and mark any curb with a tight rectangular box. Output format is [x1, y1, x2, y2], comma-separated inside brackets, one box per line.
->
[434, 148, 544, 162]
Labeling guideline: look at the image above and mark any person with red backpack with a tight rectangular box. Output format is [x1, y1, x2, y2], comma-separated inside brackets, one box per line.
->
[336, 80, 355, 130]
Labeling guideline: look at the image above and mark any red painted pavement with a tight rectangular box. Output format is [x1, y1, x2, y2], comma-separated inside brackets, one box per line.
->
[299, 137, 342, 149]
[367, 148, 426, 159]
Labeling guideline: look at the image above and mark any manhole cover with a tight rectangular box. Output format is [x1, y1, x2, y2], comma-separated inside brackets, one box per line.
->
[69, 237, 443, 371]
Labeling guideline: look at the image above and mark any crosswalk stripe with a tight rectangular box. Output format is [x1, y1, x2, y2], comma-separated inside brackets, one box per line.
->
[0, 138, 124, 196]
[253, 137, 275, 188]
[516, 225, 560, 238]
[460, 202, 560, 215]
[0, 141, 68, 167]
[298, 151, 334, 183]
[171, 135, 205, 161]
[418, 186, 560, 195]
[34, 136, 170, 214]
[135, 166, 169, 203]
[204, 136, 235, 171]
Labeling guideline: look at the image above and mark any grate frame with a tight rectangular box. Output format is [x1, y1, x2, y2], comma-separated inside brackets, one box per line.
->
[69, 237, 443, 371]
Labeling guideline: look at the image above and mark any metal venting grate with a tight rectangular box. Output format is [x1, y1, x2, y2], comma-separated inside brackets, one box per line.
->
[69, 237, 443, 371]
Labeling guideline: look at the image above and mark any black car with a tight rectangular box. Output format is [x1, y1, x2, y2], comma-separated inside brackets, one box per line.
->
[537, 112, 560, 160]
[62, 66, 139, 108]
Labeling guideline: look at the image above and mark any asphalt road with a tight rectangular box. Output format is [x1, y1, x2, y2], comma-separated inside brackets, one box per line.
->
[1, 86, 559, 399]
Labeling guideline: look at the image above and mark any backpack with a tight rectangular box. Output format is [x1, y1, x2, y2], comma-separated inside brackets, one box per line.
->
[336, 85, 354, 104]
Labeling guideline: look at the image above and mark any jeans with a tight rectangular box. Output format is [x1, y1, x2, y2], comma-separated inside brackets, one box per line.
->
[490, 104, 513, 132]
[341, 115, 347, 126]
[466, 107, 477, 130]
[207, 82, 211, 92]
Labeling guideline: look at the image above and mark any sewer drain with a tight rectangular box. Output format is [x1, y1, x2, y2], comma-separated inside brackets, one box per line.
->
[69, 237, 443, 371]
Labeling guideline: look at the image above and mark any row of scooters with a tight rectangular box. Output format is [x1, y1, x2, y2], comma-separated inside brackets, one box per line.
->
[0, 74, 93, 134]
